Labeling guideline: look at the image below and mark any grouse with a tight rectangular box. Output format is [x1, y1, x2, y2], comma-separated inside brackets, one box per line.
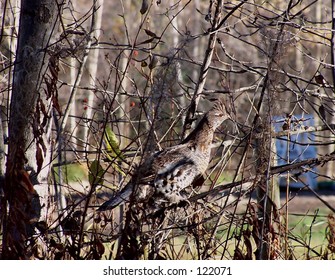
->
[98, 98, 230, 211]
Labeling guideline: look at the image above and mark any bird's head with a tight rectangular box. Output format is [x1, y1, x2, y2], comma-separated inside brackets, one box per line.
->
[206, 98, 232, 129]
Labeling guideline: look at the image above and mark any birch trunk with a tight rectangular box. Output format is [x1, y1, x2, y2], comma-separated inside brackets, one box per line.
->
[2, 0, 61, 259]
[82, 0, 104, 153]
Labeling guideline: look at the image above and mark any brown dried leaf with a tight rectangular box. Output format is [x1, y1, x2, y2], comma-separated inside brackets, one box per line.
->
[233, 248, 244, 260]
[18, 169, 35, 193]
[243, 230, 253, 260]
[141, 60, 148, 67]
[140, 0, 149, 14]
[49, 56, 59, 80]
[94, 236, 105, 256]
[52, 94, 62, 115]
[137, 37, 156, 46]
[36, 144, 44, 174]
[144, 29, 160, 38]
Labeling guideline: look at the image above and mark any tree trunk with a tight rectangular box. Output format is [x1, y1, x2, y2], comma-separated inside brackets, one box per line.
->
[328, 0, 335, 181]
[2, 0, 61, 259]
[82, 0, 104, 153]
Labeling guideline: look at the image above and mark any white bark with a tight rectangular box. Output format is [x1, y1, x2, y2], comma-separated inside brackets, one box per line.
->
[82, 0, 104, 151]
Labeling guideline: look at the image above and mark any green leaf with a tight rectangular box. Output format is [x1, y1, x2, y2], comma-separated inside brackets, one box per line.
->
[104, 125, 123, 160]
[89, 160, 104, 186]
[102, 126, 126, 177]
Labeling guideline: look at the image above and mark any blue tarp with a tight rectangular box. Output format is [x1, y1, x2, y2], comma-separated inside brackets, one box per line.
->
[273, 115, 317, 189]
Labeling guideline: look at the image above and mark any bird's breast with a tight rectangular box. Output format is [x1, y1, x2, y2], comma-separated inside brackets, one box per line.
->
[154, 160, 200, 203]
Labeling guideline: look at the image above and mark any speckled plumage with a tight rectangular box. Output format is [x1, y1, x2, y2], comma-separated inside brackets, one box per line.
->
[98, 99, 230, 211]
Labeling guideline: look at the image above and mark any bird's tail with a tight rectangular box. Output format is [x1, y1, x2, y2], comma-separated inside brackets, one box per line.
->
[98, 184, 133, 211]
